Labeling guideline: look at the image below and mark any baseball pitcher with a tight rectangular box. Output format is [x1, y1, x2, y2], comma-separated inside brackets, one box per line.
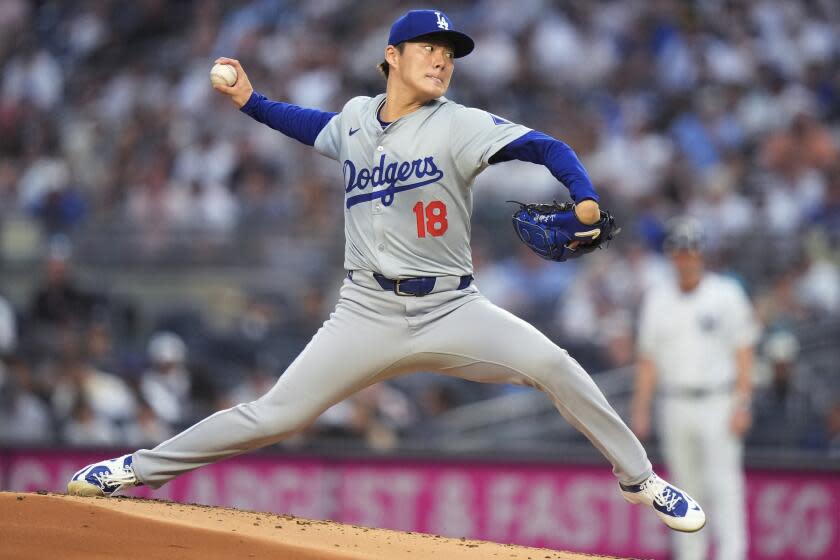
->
[69, 9, 705, 535]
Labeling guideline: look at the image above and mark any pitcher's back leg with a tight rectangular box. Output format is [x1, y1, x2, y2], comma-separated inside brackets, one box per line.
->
[415, 293, 652, 484]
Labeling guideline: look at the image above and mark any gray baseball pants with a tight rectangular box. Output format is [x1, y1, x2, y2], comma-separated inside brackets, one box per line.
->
[133, 272, 652, 487]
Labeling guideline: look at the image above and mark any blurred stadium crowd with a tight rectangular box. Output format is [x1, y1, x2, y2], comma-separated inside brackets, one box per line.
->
[0, 0, 839, 457]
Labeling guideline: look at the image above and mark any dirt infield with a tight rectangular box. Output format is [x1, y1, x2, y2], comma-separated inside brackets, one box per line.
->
[0, 492, 629, 560]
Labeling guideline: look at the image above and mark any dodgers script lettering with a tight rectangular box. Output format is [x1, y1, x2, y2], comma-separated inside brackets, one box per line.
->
[343, 155, 444, 208]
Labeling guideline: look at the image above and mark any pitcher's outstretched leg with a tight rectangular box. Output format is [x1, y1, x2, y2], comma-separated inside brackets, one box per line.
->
[68, 280, 409, 494]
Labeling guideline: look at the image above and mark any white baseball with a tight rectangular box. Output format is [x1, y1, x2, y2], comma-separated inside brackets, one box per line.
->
[210, 63, 237, 87]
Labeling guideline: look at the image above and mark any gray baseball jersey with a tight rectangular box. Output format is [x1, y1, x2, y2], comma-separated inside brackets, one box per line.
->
[131, 93, 652, 494]
[314, 94, 530, 278]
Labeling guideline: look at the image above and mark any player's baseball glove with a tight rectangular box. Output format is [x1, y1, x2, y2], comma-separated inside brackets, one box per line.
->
[509, 201, 620, 262]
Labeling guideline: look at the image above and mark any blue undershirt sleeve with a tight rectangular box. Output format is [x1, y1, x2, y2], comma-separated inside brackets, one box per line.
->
[240, 91, 338, 147]
[490, 130, 599, 203]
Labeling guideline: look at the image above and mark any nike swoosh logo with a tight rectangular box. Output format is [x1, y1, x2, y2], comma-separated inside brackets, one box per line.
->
[349, 127, 360, 136]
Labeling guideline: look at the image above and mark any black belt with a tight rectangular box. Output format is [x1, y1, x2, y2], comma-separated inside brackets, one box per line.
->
[348, 271, 473, 296]
[664, 383, 734, 399]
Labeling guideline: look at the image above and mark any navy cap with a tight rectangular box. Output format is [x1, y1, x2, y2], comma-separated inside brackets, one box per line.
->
[388, 9, 475, 58]
[664, 216, 705, 252]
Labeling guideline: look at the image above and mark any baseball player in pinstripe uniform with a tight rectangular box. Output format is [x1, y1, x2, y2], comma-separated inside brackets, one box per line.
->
[69, 9, 705, 534]
[633, 218, 757, 558]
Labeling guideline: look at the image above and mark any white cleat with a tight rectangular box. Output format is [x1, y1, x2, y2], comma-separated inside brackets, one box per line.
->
[620, 472, 706, 533]
[67, 454, 141, 497]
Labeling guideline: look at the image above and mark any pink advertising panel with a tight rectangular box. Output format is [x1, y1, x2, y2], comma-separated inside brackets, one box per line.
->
[1, 449, 836, 559]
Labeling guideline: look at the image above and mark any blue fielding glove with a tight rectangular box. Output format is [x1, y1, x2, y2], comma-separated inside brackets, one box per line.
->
[509, 201, 620, 262]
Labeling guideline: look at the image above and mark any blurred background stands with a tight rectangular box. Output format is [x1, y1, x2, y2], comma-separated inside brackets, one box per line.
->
[0, 0, 838, 460]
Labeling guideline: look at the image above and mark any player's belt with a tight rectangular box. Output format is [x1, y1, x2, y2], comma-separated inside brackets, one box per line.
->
[663, 382, 734, 399]
[348, 270, 473, 296]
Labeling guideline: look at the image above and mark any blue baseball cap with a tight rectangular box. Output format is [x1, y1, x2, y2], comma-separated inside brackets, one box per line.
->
[388, 9, 475, 58]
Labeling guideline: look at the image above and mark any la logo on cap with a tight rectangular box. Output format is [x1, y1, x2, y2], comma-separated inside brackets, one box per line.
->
[387, 9, 474, 58]
[435, 11, 449, 30]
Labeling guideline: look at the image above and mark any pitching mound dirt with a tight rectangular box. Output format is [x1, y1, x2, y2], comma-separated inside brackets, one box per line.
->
[0, 492, 627, 559]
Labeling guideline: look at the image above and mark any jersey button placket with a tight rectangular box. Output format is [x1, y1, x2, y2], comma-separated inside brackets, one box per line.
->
[372, 143, 385, 216]
[372, 139, 387, 265]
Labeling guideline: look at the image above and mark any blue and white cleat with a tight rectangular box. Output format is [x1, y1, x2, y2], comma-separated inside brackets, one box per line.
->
[67, 454, 141, 497]
[620, 473, 706, 532]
